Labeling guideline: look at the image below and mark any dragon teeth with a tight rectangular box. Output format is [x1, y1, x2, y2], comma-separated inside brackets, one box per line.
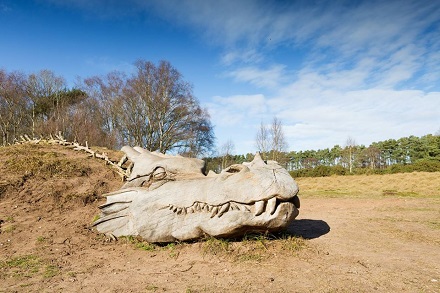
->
[171, 202, 255, 216]
[267, 197, 277, 215]
[210, 206, 219, 218]
[217, 203, 230, 217]
[254, 200, 265, 216]
[232, 203, 241, 211]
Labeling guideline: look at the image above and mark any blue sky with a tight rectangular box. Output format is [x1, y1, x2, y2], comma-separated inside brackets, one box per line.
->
[1, 0, 440, 154]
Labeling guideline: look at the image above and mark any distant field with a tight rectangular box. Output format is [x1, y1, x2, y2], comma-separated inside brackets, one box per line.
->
[296, 172, 440, 198]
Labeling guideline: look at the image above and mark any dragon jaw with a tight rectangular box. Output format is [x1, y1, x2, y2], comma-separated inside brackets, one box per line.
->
[94, 149, 300, 242]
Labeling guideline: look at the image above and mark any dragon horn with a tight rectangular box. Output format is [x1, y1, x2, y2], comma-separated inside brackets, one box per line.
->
[252, 152, 266, 166]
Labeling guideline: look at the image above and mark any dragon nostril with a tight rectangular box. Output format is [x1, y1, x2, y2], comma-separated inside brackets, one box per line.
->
[225, 165, 243, 173]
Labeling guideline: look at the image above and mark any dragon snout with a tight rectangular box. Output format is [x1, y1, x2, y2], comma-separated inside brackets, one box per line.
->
[253, 191, 300, 217]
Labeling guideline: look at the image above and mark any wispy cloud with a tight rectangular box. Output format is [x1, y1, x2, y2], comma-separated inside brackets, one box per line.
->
[206, 94, 267, 127]
[85, 57, 134, 75]
[220, 49, 264, 66]
[0, 2, 11, 13]
[227, 65, 286, 89]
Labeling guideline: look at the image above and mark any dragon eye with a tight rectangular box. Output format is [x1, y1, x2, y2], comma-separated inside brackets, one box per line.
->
[152, 167, 167, 180]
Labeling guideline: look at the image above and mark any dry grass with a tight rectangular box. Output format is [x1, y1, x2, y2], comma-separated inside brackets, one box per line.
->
[200, 234, 309, 262]
[2, 144, 92, 179]
[296, 172, 440, 198]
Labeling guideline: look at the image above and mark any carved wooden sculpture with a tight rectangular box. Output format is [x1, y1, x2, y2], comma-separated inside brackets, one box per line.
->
[94, 146, 300, 242]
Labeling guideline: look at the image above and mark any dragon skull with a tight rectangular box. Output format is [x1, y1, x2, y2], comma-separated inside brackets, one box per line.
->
[93, 146, 300, 242]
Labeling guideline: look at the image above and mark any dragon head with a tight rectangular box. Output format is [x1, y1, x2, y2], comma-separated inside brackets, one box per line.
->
[94, 147, 300, 242]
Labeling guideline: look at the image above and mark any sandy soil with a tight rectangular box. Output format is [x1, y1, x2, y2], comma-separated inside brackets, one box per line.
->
[1, 144, 439, 292]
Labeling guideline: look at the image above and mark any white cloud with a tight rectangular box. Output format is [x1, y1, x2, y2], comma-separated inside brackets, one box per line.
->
[205, 94, 267, 128]
[271, 88, 440, 151]
[227, 65, 286, 89]
[220, 49, 264, 66]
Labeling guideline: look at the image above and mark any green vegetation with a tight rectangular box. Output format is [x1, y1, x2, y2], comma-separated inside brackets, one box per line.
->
[205, 134, 440, 177]
[117, 232, 308, 263]
[288, 134, 440, 175]
[119, 235, 157, 251]
[119, 236, 185, 259]
[278, 234, 307, 253]
[290, 157, 440, 177]
[36, 236, 46, 243]
[201, 237, 231, 256]
[43, 265, 59, 278]
[2, 224, 16, 233]
[0, 255, 60, 280]
[145, 284, 159, 291]
[0, 255, 41, 278]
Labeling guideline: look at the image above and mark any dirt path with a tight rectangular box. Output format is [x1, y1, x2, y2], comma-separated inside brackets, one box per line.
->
[2, 195, 439, 292]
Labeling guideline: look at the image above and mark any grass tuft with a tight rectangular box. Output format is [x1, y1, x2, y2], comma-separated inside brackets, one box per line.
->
[0, 255, 41, 278]
[44, 265, 59, 278]
[36, 236, 46, 243]
[201, 237, 231, 256]
[199, 232, 308, 263]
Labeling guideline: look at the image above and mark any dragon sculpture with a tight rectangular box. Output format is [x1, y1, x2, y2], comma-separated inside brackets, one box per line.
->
[93, 146, 300, 242]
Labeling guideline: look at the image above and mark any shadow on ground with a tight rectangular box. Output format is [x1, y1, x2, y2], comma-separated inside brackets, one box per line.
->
[286, 219, 330, 239]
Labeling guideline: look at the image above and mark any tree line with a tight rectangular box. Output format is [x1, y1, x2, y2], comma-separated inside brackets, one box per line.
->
[3, 62, 438, 176]
[0, 60, 215, 156]
[287, 134, 440, 175]
[208, 131, 440, 176]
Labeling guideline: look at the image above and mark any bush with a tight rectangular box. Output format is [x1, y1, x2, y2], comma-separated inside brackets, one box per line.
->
[290, 165, 348, 177]
[289, 159, 440, 178]
[411, 159, 440, 172]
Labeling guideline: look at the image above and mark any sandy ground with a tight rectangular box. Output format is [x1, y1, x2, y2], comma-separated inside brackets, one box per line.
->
[1, 144, 439, 292]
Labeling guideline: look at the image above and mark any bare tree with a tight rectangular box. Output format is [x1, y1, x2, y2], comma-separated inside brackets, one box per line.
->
[220, 139, 235, 169]
[83, 71, 127, 147]
[62, 94, 112, 146]
[269, 117, 288, 163]
[0, 70, 30, 145]
[255, 117, 289, 164]
[25, 70, 66, 136]
[84, 60, 215, 154]
[255, 121, 269, 160]
[345, 136, 357, 173]
[179, 108, 215, 157]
